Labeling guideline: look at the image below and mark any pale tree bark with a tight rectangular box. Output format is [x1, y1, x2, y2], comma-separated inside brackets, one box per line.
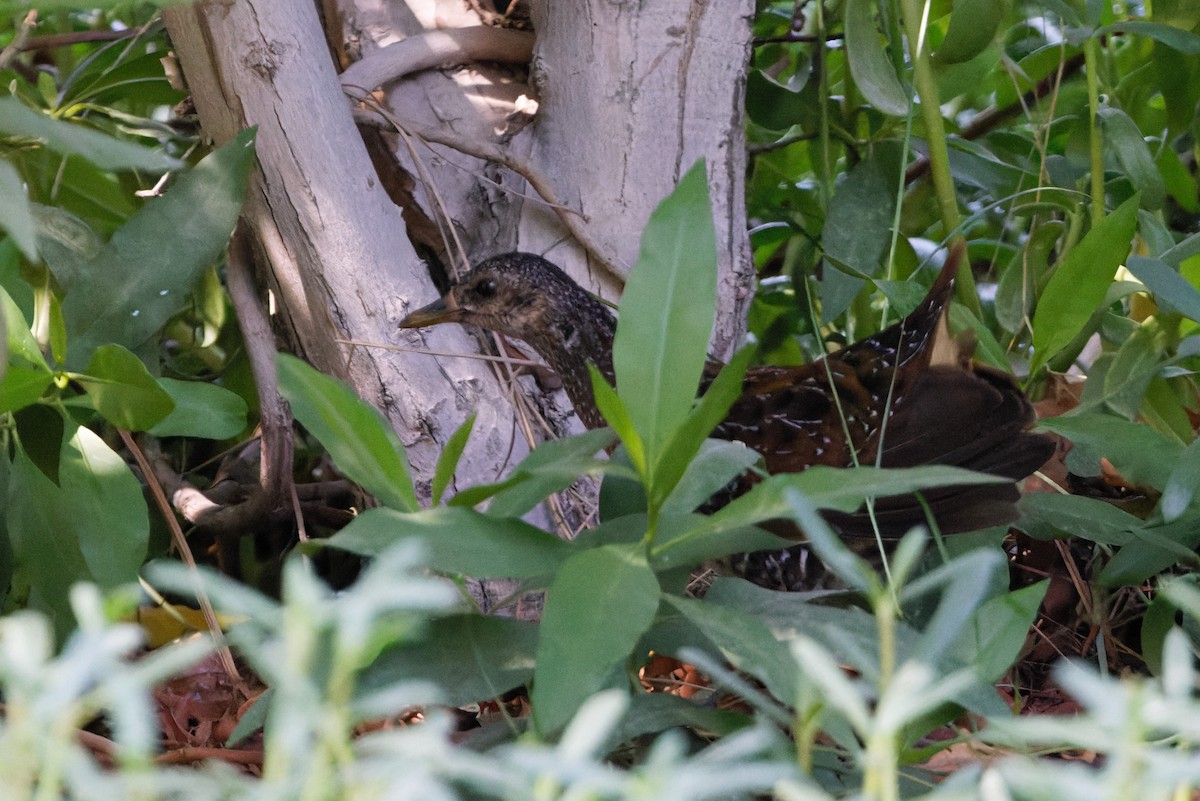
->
[162, 0, 753, 554]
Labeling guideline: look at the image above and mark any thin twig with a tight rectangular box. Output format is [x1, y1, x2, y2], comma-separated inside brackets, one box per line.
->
[349, 101, 627, 284]
[119, 430, 240, 681]
[337, 337, 542, 368]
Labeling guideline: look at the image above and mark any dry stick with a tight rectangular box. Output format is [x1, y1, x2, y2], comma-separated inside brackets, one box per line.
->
[12, 27, 139, 53]
[336, 338, 542, 368]
[226, 223, 294, 512]
[0, 11, 37, 68]
[339, 27, 534, 98]
[119, 430, 240, 681]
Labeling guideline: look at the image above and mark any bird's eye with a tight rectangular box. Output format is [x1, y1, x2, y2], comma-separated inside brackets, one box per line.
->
[474, 279, 497, 299]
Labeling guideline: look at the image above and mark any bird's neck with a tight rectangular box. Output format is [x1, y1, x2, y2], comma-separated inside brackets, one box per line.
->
[528, 291, 616, 430]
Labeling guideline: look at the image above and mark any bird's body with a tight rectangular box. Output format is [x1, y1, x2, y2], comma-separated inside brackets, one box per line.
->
[400, 250, 1053, 539]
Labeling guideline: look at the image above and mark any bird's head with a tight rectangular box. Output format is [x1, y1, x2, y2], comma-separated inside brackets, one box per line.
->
[398, 252, 600, 340]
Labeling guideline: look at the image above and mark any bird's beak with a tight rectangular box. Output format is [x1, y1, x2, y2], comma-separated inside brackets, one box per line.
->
[398, 293, 461, 329]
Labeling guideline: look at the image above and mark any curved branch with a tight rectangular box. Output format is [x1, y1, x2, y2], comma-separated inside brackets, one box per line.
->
[340, 27, 534, 93]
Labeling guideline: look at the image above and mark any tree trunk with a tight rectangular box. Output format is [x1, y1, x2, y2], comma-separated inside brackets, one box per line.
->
[163, 0, 753, 527]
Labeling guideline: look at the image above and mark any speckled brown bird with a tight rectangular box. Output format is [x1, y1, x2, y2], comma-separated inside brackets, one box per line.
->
[399, 248, 1053, 541]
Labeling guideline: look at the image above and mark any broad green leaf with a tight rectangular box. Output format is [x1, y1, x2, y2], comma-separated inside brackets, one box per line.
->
[934, 0, 1008, 64]
[0, 286, 54, 411]
[432, 413, 474, 506]
[0, 97, 181, 172]
[533, 544, 660, 733]
[590, 364, 645, 474]
[617, 693, 750, 743]
[746, 70, 811, 131]
[1126, 255, 1200, 322]
[30, 204, 103, 294]
[661, 438, 761, 515]
[911, 549, 1011, 671]
[75, 344, 174, 431]
[1038, 410, 1181, 491]
[1098, 107, 1165, 210]
[12, 404, 64, 485]
[148, 378, 248, 439]
[1030, 195, 1139, 375]
[655, 465, 1007, 562]
[1, 284, 48, 371]
[647, 512, 788, 571]
[1100, 322, 1166, 418]
[7, 424, 149, 639]
[450, 427, 619, 516]
[1018, 493, 1139, 545]
[844, 0, 910, 115]
[820, 159, 894, 322]
[318, 506, 574, 579]
[1101, 515, 1200, 586]
[613, 160, 716, 472]
[277, 354, 418, 512]
[0, 159, 37, 260]
[61, 129, 256, 367]
[651, 345, 756, 508]
[359, 615, 537, 707]
[0, 366, 53, 414]
[1097, 21, 1200, 53]
[995, 221, 1063, 333]
[1161, 437, 1200, 523]
[665, 593, 799, 707]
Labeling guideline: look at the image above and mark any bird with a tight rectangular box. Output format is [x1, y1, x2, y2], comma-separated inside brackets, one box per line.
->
[398, 248, 1054, 545]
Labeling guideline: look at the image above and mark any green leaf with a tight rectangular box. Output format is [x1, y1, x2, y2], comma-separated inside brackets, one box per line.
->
[1101, 515, 1200, 586]
[432, 413, 475, 505]
[148, 378, 249, 439]
[820, 160, 895, 322]
[661, 438, 761, 515]
[533, 544, 660, 733]
[613, 160, 716, 473]
[844, 0, 910, 116]
[450, 427, 619, 516]
[590, 364, 645, 474]
[277, 354, 418, 512]
[1038, 410, 1181, 491]
[1100, 322, 1167, 418]
[61, 129, 256, 368]
[664, 592, 799, 706]
[30, 204, 104, 295]
[7, 424, 149, 640]
[1098, 107, 1166, 210]
[0, 366, 53, 415]
[1018, 493, 1139, 545]
[12, 404, 64, 485]
[0, 96, 181, 173]
[934, 0, 1008, 64]
[745, 70, 812, 131]
[1097, 20, 1200, 54]
[0, 287, 54, 410]
[1126, 255, 1200, 322]
[317, 507, 574, 579]
[1, 284, 49, 372]
[76, 344, 175, 430]
[1161, 437, 1200, 523]
[648, 512, 788, 571]
[0, 159, 37, 260]
[359, 615, 537, 707]
[651, 345, 756, 508]
[1030, 195, 1139, 374]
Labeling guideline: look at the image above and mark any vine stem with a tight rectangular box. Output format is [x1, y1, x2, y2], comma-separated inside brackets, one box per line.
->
[1084, 36, 1106, 225]
[898, 0, 982, 318]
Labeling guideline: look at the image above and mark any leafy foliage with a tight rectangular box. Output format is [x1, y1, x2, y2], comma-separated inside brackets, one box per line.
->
[4, 0, 1200, 798]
